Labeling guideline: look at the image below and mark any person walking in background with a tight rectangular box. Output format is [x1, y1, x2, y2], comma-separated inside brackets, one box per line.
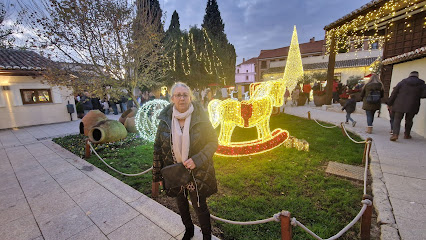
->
[152, 82, 218, 240]
[342, 94, 357, 127]
[102, 99, 110, 115]
[81, 91, 93, 115]
[292, 87, 300, 106]
[388, 71, 425, 141]
[332, 79, 339, 103]
[284, 87, 290, 105]
[303, 82, 312, 105]
[361, 74, 384, 134]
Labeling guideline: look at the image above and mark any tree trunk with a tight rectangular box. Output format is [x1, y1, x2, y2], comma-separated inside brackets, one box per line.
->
[326, 34, 336, 105]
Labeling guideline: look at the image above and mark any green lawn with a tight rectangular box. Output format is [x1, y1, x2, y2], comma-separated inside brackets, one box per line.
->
[53, 113, 365, 240]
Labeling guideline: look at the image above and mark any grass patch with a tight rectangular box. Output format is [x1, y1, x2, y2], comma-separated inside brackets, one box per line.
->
[53, 113, 365, 240]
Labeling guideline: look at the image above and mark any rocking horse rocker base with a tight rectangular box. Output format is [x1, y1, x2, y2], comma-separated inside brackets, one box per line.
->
[215, 129, 289, 157]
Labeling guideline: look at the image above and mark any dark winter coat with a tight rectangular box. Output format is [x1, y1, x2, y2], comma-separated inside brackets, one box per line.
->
[153, 102, 218, 198]
[81, 96, 93, 110]
[342, 98, 356, 114]
[361, 82, 384, 111]
[387, 76, 425, 114]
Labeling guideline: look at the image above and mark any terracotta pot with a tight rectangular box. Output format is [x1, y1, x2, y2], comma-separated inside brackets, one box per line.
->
[80, 110, 108, 136]
[88, 120, 127, 144]
[297, 95, 307, 106]
[119, 108, 136, 124]
[124, 117, 138, 133]
[313, 95, 326, 107]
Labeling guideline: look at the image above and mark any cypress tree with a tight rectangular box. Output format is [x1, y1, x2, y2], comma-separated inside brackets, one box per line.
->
[202, 0, 236, 86]
[165, 10, 185, 85]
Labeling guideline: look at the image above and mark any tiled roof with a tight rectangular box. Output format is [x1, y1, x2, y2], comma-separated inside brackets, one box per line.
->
[266, 57, 378, 73]
[238, 57, 257, 66]
[382, 46, 426, 65]
[258, 40, 324, 59]
[0, 48, 51, 71]
[304, 57, 378, 70]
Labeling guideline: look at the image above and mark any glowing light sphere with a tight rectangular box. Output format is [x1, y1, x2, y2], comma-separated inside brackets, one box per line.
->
[135, 99, 170, 142]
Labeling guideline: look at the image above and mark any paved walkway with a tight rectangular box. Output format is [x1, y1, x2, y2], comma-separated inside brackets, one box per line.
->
[285, 103, 426, 240]
[0, 115, 218, 240]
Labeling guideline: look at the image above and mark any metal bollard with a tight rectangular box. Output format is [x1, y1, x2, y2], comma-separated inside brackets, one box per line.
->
[85, 139, 91, 159]
[307, 111, 311, 120]
[280, 211, 292, 240]
[361, 194, 373, 240]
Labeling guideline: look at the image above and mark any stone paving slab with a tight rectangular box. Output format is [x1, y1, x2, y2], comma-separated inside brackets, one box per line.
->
[0, 215, 43, 240]
[38, 205, 94, 240]
[67, 225, 108, 240]
[0, 198, 32, 227]
[73, 186, 140, 235]
[384, 173, 426, 205]
[129, 195, 185, 238]
[107, 215, 173, 240]
[100, 177, 144, 203]
[325, 161, 364, 181]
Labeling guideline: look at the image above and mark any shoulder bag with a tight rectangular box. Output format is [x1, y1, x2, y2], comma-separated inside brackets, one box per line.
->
[160, 163, 191, 190]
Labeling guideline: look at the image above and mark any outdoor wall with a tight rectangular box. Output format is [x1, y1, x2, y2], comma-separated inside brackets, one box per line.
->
[0, 75, 77, 129]
[382, 58, 426, 138]
[235, 63, 256, 84]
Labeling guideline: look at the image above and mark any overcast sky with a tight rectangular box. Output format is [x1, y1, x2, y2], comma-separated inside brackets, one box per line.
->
[160, 0, 371, 64]
[7, 0, 372, 65]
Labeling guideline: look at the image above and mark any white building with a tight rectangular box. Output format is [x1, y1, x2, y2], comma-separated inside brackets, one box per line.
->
[0, 49, 77, 129]
[235, 57, 257, 94]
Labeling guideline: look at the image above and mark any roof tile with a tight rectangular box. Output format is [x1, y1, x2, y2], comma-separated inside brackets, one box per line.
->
[0, 48, 51, 71]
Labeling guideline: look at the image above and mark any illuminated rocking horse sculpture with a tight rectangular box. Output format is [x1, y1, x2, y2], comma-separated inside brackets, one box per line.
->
[208, 26, 308, 156]
[208, 81, 290, 156]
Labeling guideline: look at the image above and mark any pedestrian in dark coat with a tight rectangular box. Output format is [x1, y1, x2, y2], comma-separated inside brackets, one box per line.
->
[388, 71, 425, 141]
[152, 82, 218, 240]
[361, 74, 384, 133]
[81, 91, 93, 115]
[342, 94, 357, 127]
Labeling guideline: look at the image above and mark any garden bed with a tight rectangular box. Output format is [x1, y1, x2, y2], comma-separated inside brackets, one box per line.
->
[53, 113, 375, 240]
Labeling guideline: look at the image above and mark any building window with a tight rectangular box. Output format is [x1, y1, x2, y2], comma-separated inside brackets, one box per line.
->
[261, 61, 267, 69]
[20, 89, 52, 104]
[246, 70, 248, 73]
[245, 76, 249, 81]
[371, 42, 378, 49]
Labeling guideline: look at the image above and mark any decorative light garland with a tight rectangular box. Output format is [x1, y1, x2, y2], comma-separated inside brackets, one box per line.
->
[325, 0, 426, 54]
[135, 99, 170, 142]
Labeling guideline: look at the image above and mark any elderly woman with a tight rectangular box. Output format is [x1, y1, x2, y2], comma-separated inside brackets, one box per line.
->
[152, 82, 218, 240]
[361, 74, 384, 134]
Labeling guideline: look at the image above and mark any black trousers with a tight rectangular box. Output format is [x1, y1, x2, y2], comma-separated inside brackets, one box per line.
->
[393, 112, 415, 136]
[176, 189, 211, 237]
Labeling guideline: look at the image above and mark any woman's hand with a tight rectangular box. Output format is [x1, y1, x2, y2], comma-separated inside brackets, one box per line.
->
[183, 158, 196, 170]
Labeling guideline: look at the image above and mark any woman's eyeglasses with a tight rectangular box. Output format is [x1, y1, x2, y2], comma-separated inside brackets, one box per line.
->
[173, 94, 189, 99]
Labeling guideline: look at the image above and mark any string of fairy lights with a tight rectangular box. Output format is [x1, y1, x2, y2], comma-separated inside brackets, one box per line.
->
[325, 0, 426, 55]
[135, 99, 170, 142]
[166, 29, 227, 85]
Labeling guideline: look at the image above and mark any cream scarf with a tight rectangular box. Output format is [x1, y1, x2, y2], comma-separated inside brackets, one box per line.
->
[172, 104, 194, 163]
